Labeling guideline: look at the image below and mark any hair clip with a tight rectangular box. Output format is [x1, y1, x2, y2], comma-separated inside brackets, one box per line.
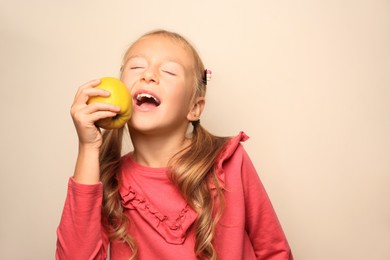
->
[203, 69, 212, 85]
[191, 119, 200, 127]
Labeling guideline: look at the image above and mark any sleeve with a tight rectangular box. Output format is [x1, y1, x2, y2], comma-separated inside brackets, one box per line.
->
[56, 177, 109, 260]
[241, 149, 294, 260]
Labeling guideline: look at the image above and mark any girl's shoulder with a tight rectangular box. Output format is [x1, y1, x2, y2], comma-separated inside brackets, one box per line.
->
[216, 131, 250, 169]
[211, 131, 253, 187]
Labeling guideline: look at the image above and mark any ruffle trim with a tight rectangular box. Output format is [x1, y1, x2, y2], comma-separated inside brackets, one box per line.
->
[120, 186, 197, 245]
[210, 131, 249, 190]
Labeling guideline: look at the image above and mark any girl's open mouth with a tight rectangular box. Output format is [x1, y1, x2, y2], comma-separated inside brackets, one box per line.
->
[135, 93, 161, 108]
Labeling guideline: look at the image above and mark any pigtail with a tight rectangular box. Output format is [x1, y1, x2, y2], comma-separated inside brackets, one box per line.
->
[100, 128, 137, 259]
[169, 124, 229, 259]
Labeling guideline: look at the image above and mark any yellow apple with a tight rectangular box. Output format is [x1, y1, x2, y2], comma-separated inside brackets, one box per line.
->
[87, 77, 132, 129]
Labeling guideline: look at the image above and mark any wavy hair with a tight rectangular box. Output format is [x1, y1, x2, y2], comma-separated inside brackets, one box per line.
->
[99, 30, 229, 260]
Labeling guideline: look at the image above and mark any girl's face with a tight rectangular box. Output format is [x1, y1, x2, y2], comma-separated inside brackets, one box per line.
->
[121, 35, 200, 136]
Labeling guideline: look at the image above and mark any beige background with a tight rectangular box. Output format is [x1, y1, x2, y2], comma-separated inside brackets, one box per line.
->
[1, 0, 389, 259]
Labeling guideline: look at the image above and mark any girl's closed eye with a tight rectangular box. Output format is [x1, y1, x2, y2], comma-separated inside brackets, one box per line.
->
[162, 69, 176, 76]
[161, 63, 182, 77]
[130, 66, 144, 70]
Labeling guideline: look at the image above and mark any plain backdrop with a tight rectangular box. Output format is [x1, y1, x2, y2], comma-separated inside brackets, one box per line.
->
[1, 1, 389, 259]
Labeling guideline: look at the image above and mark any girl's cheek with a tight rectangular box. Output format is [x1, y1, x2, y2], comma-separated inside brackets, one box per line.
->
[120, 75, 135, 92]
[121, 72, 134, 84]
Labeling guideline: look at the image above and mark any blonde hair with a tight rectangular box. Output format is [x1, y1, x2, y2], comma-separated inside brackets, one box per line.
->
[100, 30, 229, 259]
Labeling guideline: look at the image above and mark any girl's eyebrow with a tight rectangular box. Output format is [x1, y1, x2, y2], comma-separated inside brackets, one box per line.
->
[163, 59, 185, 68]
[124, 55, 145, 63]
[161, 58, 188, 73]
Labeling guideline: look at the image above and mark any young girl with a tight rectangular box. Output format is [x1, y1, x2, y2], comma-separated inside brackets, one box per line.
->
[56, 30, 293, 260]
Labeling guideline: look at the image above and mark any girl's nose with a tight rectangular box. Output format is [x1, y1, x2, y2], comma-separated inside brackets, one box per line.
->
[142, 67, 159, 84]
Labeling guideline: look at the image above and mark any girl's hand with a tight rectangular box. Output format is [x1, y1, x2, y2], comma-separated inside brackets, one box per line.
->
[70, 79, 120, 150]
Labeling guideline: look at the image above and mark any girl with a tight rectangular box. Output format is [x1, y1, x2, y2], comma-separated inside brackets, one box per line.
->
[56, 30, 293, 260]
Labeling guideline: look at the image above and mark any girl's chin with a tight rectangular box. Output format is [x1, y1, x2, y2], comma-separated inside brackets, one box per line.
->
[127, 121, 161, 134]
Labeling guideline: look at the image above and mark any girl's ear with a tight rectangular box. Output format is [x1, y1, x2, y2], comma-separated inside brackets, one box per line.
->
[187, 97, 205, 121]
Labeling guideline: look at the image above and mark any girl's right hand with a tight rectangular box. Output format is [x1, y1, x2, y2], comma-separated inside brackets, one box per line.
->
[70, 79, 121, 150]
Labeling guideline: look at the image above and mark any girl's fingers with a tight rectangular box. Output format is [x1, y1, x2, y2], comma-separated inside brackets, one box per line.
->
[73, 109, 117, 124]
[82, 102, 121, 115]
[71, 102, 120, 126]
[89, 111, 118, 123]
[78, 79, 101, 91]
[74, 88, 110, 105]
[74, 79, 100, 96]
[73, 79, 111, 105]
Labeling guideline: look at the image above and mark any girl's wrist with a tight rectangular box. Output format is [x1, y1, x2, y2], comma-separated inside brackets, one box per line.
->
[78, 142, 101, 154]
[74, 145, 101, 184]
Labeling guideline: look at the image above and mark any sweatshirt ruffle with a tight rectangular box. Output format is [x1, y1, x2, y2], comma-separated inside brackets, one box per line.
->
[119, 185, 197, 245]
[210, 131, 249, 189]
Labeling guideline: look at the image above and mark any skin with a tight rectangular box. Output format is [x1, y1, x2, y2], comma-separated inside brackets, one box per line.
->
[70, 35, 204, 184]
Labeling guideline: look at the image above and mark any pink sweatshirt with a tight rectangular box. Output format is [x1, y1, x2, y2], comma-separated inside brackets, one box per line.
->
[56, 132, 293, 259]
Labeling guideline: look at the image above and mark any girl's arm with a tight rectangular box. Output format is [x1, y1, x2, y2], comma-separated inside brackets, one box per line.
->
[56, 178, 109, 260]
[241, 149, 294, 260]
[56, 80, 120, 259]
